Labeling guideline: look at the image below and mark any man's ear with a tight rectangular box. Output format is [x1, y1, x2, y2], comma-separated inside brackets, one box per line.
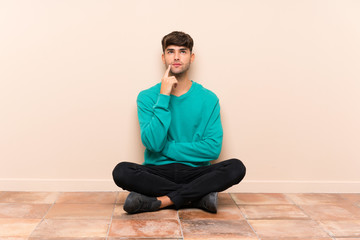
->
[161, 53, 165, 64]
[190, 53, 195, 63]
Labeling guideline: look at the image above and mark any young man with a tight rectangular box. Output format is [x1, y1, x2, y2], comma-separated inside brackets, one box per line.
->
[112, 31, 246, 214]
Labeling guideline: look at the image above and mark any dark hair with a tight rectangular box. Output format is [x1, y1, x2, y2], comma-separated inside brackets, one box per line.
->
[162, 31, 194, 53]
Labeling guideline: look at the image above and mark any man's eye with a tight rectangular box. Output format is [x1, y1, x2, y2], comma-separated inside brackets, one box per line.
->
[167, 51, 173, 54]
[181, 51, 186, 54]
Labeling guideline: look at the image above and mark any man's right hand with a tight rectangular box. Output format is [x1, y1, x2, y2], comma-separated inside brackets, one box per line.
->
[160, 65, 178, 96]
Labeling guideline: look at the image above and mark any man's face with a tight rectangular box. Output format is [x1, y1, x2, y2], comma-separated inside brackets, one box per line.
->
[162, 45, 195, 76]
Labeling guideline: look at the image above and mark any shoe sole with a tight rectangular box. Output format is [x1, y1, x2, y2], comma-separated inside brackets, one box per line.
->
[123, 192, 141, 214]
[207, 192, 218, 213]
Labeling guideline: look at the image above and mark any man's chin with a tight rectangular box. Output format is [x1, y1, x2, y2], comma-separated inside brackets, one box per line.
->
[171, 70, 184, 76]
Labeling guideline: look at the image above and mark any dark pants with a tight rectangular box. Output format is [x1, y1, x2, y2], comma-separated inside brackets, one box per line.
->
[112, 158, 246, 209]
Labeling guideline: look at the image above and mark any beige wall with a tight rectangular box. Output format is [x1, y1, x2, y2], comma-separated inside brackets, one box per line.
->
[1, 0, 359, 192]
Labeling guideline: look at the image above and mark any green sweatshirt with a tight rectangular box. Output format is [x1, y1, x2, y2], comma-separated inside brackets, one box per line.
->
[137, 81, 223, 167]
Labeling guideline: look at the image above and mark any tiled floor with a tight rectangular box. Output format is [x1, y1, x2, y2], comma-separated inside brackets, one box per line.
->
[0, 192, 360, 239]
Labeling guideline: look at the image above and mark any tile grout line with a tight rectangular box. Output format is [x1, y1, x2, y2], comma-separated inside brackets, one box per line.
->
[105, 191, 118, 240]
[227, 192, 238, 205]
[283, 193, 335, 239]
[229, 193, 262, 240]
[176, 209, 185, 240]
[28, 191, 60, 238]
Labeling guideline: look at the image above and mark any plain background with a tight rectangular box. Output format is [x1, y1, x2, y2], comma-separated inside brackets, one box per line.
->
[1, 0, 359, 192]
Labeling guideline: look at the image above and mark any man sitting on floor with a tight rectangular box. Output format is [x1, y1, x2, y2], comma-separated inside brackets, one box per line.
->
[112, 31, 246, 214]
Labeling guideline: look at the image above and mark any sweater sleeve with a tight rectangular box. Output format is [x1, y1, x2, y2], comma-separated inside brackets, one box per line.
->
[161, 100, 223, 162]
[137, 93, 171, 152]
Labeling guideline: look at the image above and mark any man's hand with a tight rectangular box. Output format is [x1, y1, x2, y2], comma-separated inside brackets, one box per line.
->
[160, 65, 178, 96]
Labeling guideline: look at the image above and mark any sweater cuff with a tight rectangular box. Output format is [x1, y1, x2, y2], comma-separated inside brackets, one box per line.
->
[154, 94, 170, 109]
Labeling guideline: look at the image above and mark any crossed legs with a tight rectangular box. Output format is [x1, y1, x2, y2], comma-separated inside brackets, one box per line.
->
[112, 158, 246, 212]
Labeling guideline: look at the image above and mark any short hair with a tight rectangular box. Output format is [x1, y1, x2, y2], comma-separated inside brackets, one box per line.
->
[162, 31, 194, 53]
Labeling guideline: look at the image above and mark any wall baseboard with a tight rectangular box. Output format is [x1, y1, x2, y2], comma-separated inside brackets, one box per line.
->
[0, 178, 359, 193]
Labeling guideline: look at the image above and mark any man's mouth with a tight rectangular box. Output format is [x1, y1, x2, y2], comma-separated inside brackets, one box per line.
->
[172, 63, 182, 67]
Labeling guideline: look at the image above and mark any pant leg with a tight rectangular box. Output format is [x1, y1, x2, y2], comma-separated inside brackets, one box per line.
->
[112, 162, 181, 197]
[168, 158, 246, 208]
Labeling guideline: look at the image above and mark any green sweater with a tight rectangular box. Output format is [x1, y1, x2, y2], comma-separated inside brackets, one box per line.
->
[137, 81, 223, 167]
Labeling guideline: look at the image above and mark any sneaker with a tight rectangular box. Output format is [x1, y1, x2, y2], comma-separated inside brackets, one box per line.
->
[191, 192, 218, 213]
[123, 192, 161, 214]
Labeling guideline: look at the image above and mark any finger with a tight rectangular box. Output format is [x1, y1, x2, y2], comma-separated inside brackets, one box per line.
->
[164, 65, 171, 78]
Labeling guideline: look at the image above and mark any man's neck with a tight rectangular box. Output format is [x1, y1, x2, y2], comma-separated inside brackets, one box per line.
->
[170, 73, 192, 97]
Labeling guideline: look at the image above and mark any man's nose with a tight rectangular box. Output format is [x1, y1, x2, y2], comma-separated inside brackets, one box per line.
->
[174, 51, 180, 60]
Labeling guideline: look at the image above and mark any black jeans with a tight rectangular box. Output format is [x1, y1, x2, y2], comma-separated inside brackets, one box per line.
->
[112, 158, 246, 209]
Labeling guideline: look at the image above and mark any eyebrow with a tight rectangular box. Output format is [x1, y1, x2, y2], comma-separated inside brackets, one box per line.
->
[166, 48, 188, 51]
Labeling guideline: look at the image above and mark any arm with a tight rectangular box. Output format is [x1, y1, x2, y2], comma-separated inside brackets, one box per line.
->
[161, 100, 223, 162]
[137, 65, 178, 152]
[137, 93, 171, 152]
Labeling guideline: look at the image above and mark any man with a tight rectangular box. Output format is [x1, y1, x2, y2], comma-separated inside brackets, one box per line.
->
[112, 31, 246, 214]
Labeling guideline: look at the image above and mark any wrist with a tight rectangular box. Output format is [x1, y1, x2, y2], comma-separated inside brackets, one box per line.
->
[160, 90, 170, 96]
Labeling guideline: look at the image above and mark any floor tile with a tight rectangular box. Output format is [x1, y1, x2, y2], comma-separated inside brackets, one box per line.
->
[56, 192, 117, 204]
[29, 238, 105, 240]
[116, 191, 128, 205]
[45, 203, 114, 219]
[30, 219, 109, 238]
[301, 204, 360, 220]
[336, 238, 360, 240]
[0, 237, 28, 240]
[218, 193, 236, 205]
[0, 218, 41, 237]
[340, 194, 360, 205]
[108, 238, 182, 240]
[108, 219, 181, 238]
[2, 191, 359, 240]
[182, 219, 256, 239]
[318, 220, 360, 237]
[179, 205, 244, 220]
[0, 192, 59, 204]
[286, 193, 347, 205]
[184, 237, 257, 240]
[248, 220, 330, 238]
[240, 204, 309, 220]
[261, 238, 332, 240]
[0, 203, 51, 219]
[113, 205, 178, 219]
[231, 193, 292, 205]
